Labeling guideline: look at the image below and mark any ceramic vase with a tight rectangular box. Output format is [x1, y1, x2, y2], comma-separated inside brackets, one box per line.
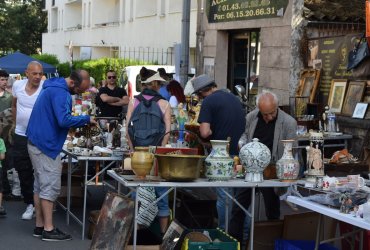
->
[239, 138, 271, 182]
[131, 150, 154, 179]
[204, 140, 234, 181]
[276, 140, 300, 182]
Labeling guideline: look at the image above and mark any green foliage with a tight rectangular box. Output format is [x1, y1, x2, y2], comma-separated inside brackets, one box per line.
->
[56, 58, 149, 87]
[31, 53, 59, 66]
[57, 62, 71, 78]
[0, 1, 47, 56]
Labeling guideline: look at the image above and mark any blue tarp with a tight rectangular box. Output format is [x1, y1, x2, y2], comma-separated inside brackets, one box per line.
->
[0, 52, 57, 74]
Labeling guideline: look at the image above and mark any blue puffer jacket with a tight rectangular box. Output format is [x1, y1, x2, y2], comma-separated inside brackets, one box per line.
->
[27, 77, 90, 159]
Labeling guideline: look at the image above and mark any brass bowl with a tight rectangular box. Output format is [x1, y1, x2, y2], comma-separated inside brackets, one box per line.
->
[131, 151, 154, 179]
[134, 146, 150, 152]
[155, 154, 205, 181]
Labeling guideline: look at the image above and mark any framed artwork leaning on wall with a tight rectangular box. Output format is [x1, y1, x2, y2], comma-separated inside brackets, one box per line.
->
[327, 79, 348, 113]
[341, 81, 366, 116]
[352, 103, 368, 119]
[296, 69, 321, 103]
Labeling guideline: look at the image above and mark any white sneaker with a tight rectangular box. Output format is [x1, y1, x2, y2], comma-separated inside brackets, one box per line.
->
[22, 204, 35, 220]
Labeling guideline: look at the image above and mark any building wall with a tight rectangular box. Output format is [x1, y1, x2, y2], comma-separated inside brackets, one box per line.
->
[200, 0, 294, 105]
[42, 0, 198, 68]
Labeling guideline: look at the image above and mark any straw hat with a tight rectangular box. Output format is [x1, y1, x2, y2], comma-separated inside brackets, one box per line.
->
[141, 72, 166, 84]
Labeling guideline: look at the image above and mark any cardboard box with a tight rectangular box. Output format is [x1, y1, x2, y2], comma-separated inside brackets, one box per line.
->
[248, 220, 284, 250]
[59, 185, 83, 198]
[283, 212, 336, 241]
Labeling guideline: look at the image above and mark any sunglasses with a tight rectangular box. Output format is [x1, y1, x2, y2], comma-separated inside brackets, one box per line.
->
[107, 76, 116, 79]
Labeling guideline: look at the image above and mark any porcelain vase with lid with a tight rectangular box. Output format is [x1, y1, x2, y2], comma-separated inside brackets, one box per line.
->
[204, 140, 234, 180]
[276, 140, 300, 182]
[239, 138, 271, 182]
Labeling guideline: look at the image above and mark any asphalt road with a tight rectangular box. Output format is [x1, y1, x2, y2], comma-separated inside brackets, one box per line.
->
[0, 186, 108, 250]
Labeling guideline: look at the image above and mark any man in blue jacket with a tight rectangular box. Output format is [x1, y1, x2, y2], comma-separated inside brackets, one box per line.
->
[26, 70, 96, 241]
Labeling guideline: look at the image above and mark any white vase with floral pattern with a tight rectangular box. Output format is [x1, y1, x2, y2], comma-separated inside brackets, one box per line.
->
[276, 140, 300, 182]
[239, 138, 271, 182]
[204, 140, 234, 181]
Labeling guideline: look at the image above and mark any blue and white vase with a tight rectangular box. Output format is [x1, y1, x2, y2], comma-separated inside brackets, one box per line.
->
[239, 138, 271, 182]
[204, 140, 234, 181]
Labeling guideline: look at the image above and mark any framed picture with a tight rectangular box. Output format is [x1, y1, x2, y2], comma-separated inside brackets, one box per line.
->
[327, 79, 348, 113]
[341, 81, 366, 116]
[90, 192, 134, 250]
[296, 69, 321, 103]
[352, 103, 368, 119]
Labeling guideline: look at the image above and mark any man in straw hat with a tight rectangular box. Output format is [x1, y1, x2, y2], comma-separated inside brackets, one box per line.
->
[191, 74, 245, 230]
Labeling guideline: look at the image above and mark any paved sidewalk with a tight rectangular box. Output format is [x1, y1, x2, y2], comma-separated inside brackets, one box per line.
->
[0, 186, 108, 250]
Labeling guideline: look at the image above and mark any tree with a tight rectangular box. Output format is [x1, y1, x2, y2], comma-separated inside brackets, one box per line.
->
[0, 0, 47, 56]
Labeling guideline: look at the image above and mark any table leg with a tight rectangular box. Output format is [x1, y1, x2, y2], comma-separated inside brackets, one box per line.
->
[67, 155, 72, 225]
[359, 228, 364, 250]
[314, 214, 322, 250]
[225, 188, 229, 233]
[82, 160, 88, 240]
[95, 161, 100, 185]
[173, 187, 177, 219]
[250, 187, 255, 250]
[133, 187, 140, 250]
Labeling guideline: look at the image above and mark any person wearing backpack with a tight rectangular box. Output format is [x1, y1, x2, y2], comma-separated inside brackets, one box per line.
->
[126, 71, 171, 237]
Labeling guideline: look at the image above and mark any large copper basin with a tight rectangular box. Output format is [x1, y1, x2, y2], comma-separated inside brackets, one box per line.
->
[155, 154, 205, 181]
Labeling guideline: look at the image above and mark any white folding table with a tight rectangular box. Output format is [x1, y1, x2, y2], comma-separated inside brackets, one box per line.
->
[287, 195, 370, 250]
[108, 169, 293, 250]
[60, 149, 123, 239]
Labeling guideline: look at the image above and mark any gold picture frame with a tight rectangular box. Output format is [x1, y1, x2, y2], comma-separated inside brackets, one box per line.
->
[327, 79, 348, 113]
[296, 69, 321, 103]
[341, 81, 366, 116]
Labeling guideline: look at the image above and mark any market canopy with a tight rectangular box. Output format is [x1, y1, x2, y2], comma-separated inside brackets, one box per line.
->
[0, 52, 57, 74]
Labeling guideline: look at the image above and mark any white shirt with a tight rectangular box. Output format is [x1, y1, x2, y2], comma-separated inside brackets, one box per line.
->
[12, 79, 44, 136]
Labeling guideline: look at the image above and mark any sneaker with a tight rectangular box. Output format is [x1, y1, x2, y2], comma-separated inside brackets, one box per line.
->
[0, 206, 6, 216]
[42, 228, 72, 241]
[33, 227, 44, 238]
[22, 204, 34, 220]
[4, 194, 22, 201]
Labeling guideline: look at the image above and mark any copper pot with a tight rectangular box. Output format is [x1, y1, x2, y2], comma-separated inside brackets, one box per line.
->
[155, 154, 205, 181]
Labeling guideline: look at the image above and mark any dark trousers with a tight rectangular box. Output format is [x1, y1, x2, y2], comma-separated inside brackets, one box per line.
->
[229, 187, 280, 243]
[1, 146, 14, 195]
[13, 134, 34, 205]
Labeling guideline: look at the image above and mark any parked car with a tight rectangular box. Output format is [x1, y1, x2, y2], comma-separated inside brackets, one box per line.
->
[120, 65, 175, 98]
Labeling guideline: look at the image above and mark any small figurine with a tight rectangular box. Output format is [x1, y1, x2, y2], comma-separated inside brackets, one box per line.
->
[177, 103, 187, 124]
[339, 192, 353, 214]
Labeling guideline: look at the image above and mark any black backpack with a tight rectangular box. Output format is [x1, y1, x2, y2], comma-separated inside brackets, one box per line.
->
[128, 94, 166, 147]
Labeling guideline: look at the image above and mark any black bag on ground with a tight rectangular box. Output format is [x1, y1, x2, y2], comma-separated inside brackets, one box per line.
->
[347, 35, 370, 70]
[128, 92, 165, 147]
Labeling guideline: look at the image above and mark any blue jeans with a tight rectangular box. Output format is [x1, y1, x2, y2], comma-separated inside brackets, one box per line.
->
[155, 187, 170, 217]
[216, 187, 251, 239]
